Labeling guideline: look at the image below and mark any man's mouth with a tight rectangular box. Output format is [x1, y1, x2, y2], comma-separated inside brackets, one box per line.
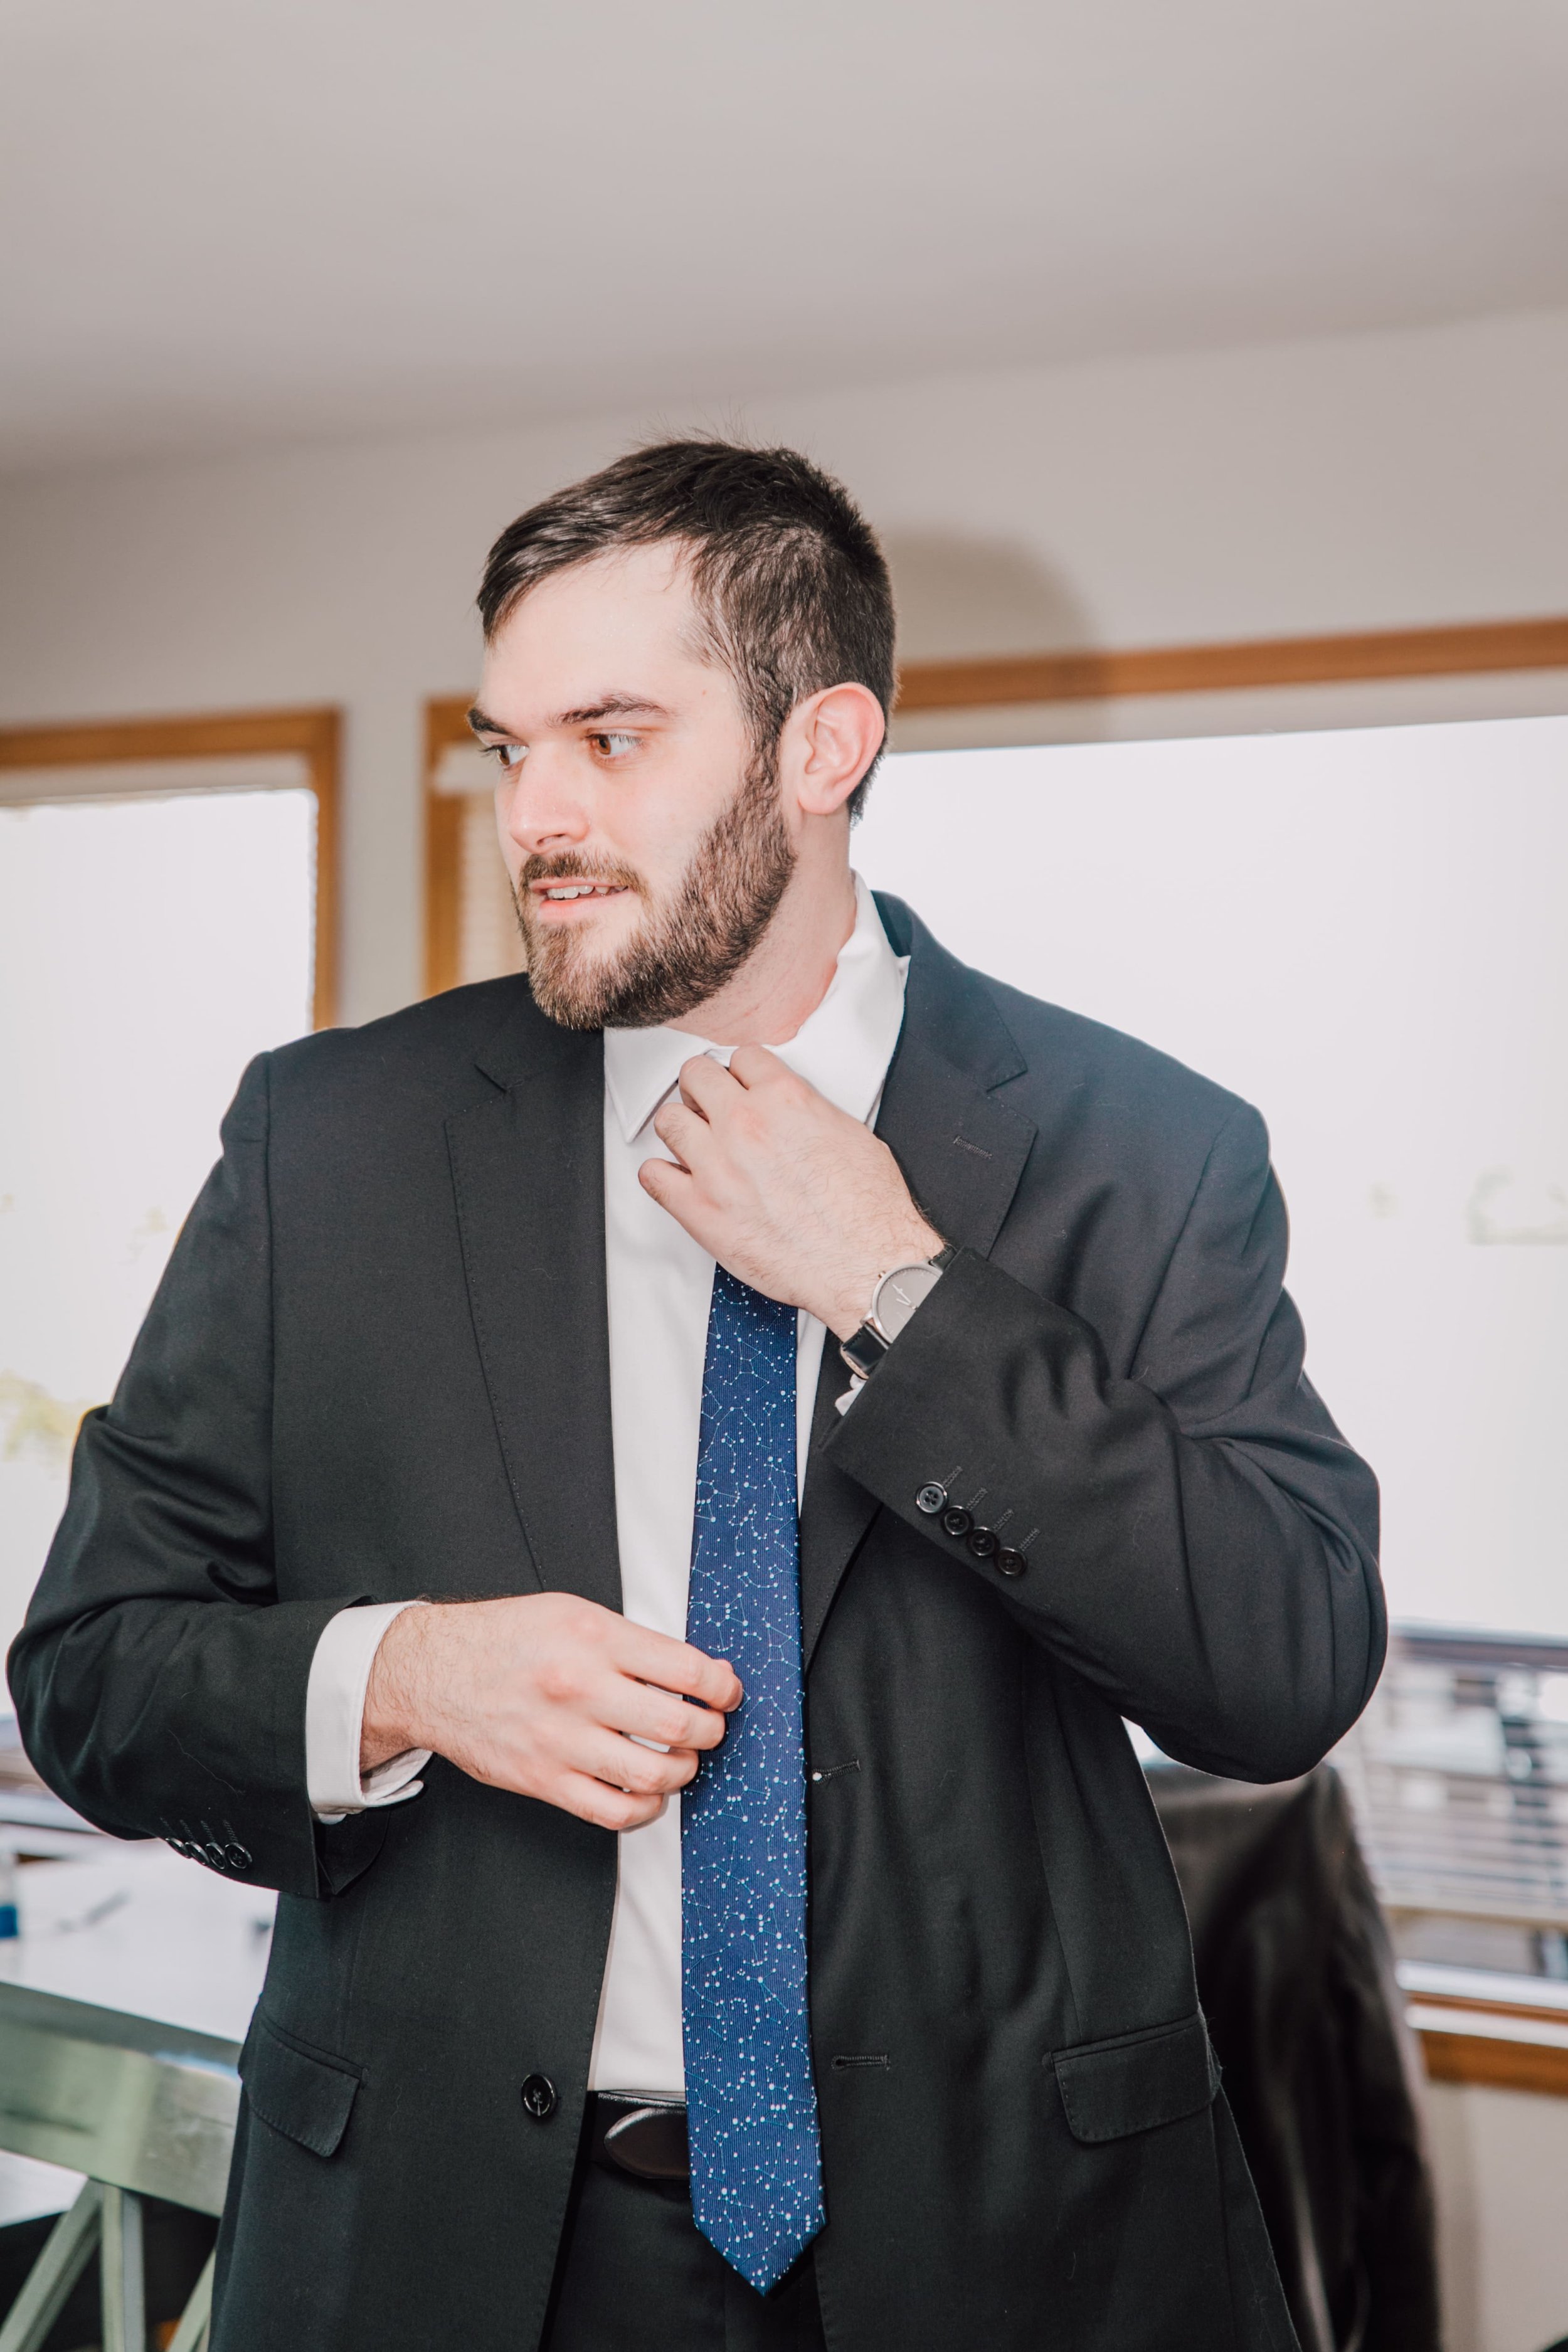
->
[532, 882, 632, 903]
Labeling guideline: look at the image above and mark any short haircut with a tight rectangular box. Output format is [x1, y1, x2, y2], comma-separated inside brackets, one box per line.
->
[477, 439, 896, 818]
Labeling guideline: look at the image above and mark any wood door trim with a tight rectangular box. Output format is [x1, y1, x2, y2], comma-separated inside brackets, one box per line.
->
[0, 706, 341, 1028]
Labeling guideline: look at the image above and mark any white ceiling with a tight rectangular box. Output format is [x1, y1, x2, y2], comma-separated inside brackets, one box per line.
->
[2, 0, 1565, 472]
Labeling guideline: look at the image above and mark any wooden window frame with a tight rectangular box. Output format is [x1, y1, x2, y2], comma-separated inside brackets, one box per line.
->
[891, 614, 1568, 712]
[424, 694, 477, 1005]
[423, 613, 1568, 998]
[1409, 1995, 1568, 2098]
[0, 706, 341, 1029]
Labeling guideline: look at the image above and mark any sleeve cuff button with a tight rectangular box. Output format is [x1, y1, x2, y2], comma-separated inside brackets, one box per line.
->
[915, 1483, 948, 1515]
[997, 1547, 1027, 1578]
[940, 1505, 974, 1538]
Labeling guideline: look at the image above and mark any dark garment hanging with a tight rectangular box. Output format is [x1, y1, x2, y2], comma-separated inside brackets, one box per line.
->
[1152, 1764, 1443, 2352]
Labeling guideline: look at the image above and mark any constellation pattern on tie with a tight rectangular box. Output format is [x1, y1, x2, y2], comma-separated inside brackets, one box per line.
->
[682, 1266, 825, 2296]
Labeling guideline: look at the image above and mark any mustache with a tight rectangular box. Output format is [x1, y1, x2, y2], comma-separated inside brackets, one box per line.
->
[520, 852, 645, 896]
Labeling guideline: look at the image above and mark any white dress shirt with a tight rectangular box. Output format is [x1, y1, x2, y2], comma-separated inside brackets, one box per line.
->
[304, 874, 909, 2099]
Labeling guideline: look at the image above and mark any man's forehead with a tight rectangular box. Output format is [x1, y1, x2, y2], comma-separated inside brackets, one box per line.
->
[493, 543, 698, 644]
[477, 544, 718, 726]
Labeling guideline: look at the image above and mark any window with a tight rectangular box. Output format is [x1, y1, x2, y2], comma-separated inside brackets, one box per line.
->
[857, 715, 1568, 1643]
[0, 714, 337, 1656]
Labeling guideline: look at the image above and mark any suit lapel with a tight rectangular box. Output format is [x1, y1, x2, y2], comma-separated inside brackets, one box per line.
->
[446, 1008, 622, 1613]
[439, 909, 1034, 1650]
[798, 905, 1037, 1665]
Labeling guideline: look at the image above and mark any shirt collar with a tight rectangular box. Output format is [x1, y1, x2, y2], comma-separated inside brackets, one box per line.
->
[602, 873, 909, 1145]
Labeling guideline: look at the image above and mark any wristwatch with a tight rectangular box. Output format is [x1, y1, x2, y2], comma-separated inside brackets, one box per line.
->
[839, 1243, 957, 1381]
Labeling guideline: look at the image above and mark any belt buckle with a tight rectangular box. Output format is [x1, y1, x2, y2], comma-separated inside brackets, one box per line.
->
[600, 2098, 690, 2182]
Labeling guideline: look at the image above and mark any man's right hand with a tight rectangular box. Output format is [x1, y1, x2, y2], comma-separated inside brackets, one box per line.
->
[361, 1594, 742, 1831]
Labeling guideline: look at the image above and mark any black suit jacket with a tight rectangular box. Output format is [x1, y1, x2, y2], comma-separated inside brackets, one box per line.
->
[11, 896, 1382, 2352]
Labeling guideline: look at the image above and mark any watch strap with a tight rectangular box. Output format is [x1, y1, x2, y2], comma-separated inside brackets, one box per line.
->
[839, 1322, 891, 1381]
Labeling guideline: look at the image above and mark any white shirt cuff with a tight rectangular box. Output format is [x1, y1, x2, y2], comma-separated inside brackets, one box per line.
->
[305, 1601, 432, 1821]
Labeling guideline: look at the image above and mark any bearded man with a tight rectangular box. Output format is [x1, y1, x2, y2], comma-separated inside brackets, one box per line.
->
[12, 441, 1382, 2352]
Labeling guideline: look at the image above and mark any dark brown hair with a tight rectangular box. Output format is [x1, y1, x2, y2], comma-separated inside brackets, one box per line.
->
[478, 439, 896, 818]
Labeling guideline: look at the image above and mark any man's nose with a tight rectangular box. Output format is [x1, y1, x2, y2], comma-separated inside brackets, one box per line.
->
[501, 755, 591, 857]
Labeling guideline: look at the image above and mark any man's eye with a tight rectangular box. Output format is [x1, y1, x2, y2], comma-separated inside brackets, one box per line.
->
[484, 742, 526, 770]
[592, 731, 639, 759]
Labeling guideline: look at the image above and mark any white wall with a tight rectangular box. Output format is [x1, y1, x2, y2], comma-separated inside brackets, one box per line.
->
[2, 307, 1566, 1024]
[1428, 2080, 1568, 2352]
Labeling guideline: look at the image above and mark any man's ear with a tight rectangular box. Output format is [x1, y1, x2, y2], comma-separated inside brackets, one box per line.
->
[785, 684, 886, 818]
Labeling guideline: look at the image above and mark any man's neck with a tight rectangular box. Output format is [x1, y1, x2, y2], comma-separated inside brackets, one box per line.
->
[667, 854, 857, 1049]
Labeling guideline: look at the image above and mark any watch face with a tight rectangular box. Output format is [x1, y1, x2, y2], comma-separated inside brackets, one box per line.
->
[872, 1261, 945, 1342]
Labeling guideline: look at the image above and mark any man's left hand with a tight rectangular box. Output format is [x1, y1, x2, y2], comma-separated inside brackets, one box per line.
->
[640, 1047, 945, 1341]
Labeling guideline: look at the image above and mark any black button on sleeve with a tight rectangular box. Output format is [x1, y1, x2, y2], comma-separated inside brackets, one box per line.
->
[225, 1843, 253, 1873]
[967, 1527, 998, 1559]
[915, 1482, 948, 1515]
[996, 1547, 1027, 1578]
[521, 2074, 558, 2121]
[940, 1506, 973, 1539]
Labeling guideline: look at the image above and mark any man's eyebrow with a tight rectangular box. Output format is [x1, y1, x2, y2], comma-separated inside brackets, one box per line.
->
[551, 694, 672, 728]
[466, 694, 671, 740]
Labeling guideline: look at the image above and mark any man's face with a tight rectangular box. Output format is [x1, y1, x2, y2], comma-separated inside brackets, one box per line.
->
[470, 544, 795, 1029]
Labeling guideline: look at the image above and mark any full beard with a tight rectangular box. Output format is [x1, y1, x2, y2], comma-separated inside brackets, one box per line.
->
[515, 746, 797, 1030]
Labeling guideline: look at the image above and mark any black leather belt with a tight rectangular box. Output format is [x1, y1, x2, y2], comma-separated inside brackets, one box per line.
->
[587, 2093, 690, 2182]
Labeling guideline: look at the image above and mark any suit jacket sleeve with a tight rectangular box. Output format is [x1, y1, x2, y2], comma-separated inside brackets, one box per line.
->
[8, 1054, 369, 1897]
[824, 1100, 1384, 1781]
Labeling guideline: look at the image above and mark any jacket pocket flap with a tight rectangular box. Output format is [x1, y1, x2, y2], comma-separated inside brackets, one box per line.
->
[240, 2013, 363, 2159]
[1053, 2013, 1218, 2144]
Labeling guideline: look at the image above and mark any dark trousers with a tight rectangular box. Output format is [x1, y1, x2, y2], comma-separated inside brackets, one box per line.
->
[541, 2155, 827, 2351]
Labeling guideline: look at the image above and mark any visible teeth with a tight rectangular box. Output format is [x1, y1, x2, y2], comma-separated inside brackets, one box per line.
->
[544, 884, 617, 900]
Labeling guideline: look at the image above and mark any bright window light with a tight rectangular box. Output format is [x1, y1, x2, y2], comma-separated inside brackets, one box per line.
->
[0, 788, 315, 1654]
[858, 714, 1568, 1641]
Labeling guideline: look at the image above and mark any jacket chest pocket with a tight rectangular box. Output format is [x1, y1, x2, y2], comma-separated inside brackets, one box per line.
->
[1051, 2011, 1219, 2143]
[239, 2011, 364, 2158]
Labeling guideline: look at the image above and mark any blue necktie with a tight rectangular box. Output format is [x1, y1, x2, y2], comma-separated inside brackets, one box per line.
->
[682, 1267, 825, 2294]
